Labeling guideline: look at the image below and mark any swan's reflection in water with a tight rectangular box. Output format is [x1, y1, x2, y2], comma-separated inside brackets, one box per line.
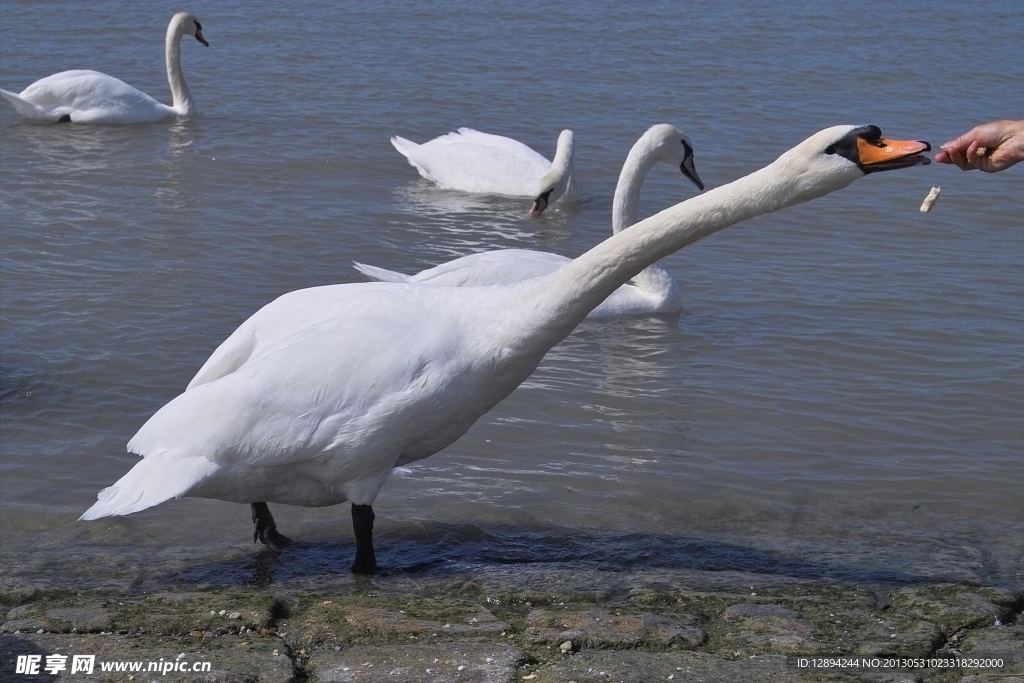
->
[8, 123, 162, 175]
[375, 182, 579, 270]
[154, 119, 197, 212]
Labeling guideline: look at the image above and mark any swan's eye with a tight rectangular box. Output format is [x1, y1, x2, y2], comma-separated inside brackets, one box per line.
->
[195, 21, 203, 30]
[824, 145, 837, 155]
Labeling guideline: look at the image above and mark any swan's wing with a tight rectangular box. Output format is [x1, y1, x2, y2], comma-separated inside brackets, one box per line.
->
[186, 322, 258, 390]
[126, 285, 494, 471]
[588, 284, 657, 317]
[79, 450, 218, 519]
[394, 129, 552, 196]
[1, 88, 71, 120]
[447, 129, 547, 157]
[589, 265, 683, 317]
[353, 262, 412, 283]
[17, 70, 171, 123]
[408, 249, 571, 286]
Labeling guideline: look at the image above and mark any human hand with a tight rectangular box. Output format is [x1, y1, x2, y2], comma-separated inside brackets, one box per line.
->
[934, 119, 1024, 172]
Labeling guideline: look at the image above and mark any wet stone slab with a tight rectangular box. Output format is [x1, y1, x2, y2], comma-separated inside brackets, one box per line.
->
[1, 589, 277, 638]
[526, 607, 706, 649]
[0, 632, 293, 682]
[0, 579, 1020, 683]
[284, 599, 509, 651]
[533, 650, 818, 683]
[889, 586, 1022, 633]
[715, 603, 816, 654]
[308, 642, 524, 683]
[957, 623, 1024, 672]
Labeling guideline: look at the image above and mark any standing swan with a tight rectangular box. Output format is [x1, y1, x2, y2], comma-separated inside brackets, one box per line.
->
[0, 13, 208, 124]
[81, 126, 929, 574]
[357, 124, 705, 317]
[391, 128, 577, 216]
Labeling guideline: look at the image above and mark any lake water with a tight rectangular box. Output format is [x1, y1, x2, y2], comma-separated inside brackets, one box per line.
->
[1, 0, 1022, 591]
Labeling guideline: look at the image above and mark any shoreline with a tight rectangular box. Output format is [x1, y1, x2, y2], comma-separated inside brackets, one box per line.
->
[3, 563, 1021, 682]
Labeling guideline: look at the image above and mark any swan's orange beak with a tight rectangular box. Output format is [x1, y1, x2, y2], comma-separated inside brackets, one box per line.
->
[856, 137, 931, 172]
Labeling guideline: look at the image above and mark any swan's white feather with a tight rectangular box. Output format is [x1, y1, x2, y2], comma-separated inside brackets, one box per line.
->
[366, 124, 696, 316]
[351, 262, 413, 284]
[80, 452, 218, 519]
[357, 250, 680, 317]
[405, 249, 569, 286]
[82, 125, 923, 527]
[1, 13, 205, 124]
[8, 70, 175, 124]
[95, 283, 542, 510]
[392, 128, 552, 196]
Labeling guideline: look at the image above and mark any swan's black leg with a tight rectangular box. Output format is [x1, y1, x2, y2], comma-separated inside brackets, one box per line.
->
[251, 502, 292, 553]
[56, 114, 72, 123]
[350, 504, 378, 575]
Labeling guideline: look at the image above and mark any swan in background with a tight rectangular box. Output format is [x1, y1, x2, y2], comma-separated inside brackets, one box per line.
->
[359, 124, 705, 317]
[0, 12, 208, 124]
[80, 126, 929, 574]
[391, 128, 577, 216]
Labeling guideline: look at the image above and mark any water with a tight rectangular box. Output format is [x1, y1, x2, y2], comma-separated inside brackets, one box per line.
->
[1, 0, 1022, 591]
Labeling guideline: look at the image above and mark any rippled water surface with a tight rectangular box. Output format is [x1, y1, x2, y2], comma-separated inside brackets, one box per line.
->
[1, 0, 1022, 590]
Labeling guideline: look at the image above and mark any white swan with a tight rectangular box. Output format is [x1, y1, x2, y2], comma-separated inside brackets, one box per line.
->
[0, 13, 208, 124]
[358, 124, 705, 317]
[81, 126, 930, 574]
[391, 128, 577, 215]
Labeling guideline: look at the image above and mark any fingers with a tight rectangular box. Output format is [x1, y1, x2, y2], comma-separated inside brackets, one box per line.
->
[966, 141, 995, 173]
[938, 132, 986, 171]
[942, 144, 972, 171]
[936, 120, 1024, 173]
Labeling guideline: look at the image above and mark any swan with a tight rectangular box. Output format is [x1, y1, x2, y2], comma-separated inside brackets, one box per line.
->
[358, 123, 705, 317]
[80, 125, 929, 574]
[0, 13, 208, 124]
[391, 128, 577, 215]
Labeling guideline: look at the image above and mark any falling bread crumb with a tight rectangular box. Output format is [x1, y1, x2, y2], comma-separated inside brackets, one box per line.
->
[920, 186, 941, 213]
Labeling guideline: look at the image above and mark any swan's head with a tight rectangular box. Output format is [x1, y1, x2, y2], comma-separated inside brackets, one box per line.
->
[528, 129, 576, 217]
[645, 123, 704, 191]
[773, 125, 930, 204]
[172, 12, 209, 46]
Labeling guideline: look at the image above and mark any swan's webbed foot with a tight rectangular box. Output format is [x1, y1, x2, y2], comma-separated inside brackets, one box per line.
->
[251, 502, 292, 553]
[56, 114, 72, 123]
[350, 503, 378, 575]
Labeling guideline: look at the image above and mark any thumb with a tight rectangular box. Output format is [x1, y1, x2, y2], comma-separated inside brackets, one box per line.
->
[941, 129, 978, 153]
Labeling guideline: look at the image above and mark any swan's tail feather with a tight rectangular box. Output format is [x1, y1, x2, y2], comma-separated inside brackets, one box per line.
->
[390, 136, 419, 160]
[0, 89, 50, 119]
[353, 261, 412, 283]
[391, 136, 436, 181]
[79, 453, 217, 520]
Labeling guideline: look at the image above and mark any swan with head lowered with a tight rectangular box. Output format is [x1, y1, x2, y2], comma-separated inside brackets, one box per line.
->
[80, 125, 929, 574]
[360, 124, 704, 317]
[0, 12, 208, 124]
[392, 128, 577, 215]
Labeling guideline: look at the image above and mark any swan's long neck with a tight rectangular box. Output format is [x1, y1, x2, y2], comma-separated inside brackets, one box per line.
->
[522, 158, 832, 342]
[165, 18, 194, 116]
[611, 137, 663, 234]
[551, 131, 575, 177]
[549, 131, 576, 198]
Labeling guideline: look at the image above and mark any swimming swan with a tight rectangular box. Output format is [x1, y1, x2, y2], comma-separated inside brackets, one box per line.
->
[81, 126, 930, 574]
[391, 128, 577, 215]
[0, 12, 208, 124]
[357, 124, 705, 317]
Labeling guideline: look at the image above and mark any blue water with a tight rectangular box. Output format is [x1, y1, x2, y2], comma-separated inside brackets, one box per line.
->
[1, 0, 1022, 590]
